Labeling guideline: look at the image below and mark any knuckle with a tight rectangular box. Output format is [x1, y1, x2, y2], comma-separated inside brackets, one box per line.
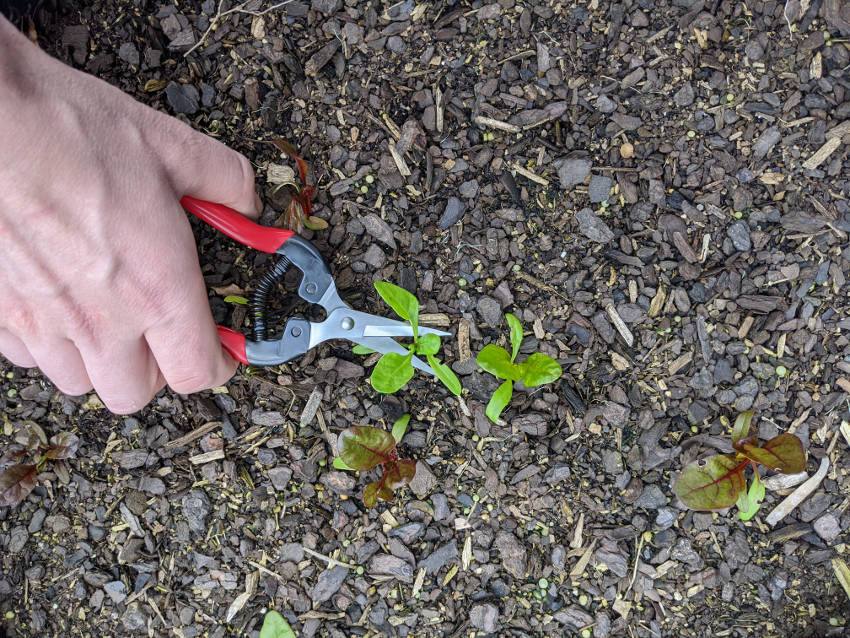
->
[168, 370, 217, 395]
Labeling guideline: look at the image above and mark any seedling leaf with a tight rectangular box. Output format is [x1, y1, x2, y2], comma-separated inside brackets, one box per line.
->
[224, 295, 249, 305]
[0, 446, 26, 469]
[731, 410, 754, 444]
[384, 458, 416, 490]
[54, 459, 71, 484]
[736, 474, 765, 521]
[45, 432, 79, 460]
[733, 433, 806, 474]
[364, 481, 381, 507]
[15, 421, 47, 451]
[391, 414, 410, 443]
[416, 333, 441, 355]
[427, 354, 462, 396]
[333, 457, 354, 471]
[352, 344, 376, 355]
[337, 426, 396, 471]
[259, 610, 296, 638]
[374, 282, 419, 339]
[519, 353, 563, 387]
[371, 352, 415, 393]
[0, 464, 38, 507]
[673, 454, 747, 510]
[304, 215, 328, 230]
[477, 344, 520, 381]
[506, 313, 523, 362]
[486, 380, 513, 423]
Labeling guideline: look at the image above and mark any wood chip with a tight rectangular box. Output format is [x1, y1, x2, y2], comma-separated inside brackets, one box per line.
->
[389, 145, 411, 177]
[420, 313, 452, 327]
[569, 538, 596, 578]
[840, 420, 850, 449]
[761, 470, 808, 491]
[570, 512, 584, 549]
[165, 421, 222, 448]
[836, 378, 850, 394]
[738, 316, 754, 339]
[668, 352, 693, 375]
[605, 304, 634, 347]
[189, 449, 225, 465]
[473, 115, 520, 133]
[765, 457, 829, 526]
[457, 318, 471, 362]
[300, 386, 323, 426]
[827, 120, 850, 140]
[832, 558, 850, 602]
[648, 286, 666, 318]
[512, 162, 549, 186]
[802, 136, 841, 170]
[672, 231, 698, 263]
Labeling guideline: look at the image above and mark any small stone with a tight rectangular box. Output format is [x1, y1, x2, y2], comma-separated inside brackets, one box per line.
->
[470, 603, 499, 633]
[555, 606, 594, 631]
[611, 112, 642, 130]
[744, 40, 764, 60]
[104, 581, 127, 605]
[558, 158, 592, 189]
[279, 543, 304, 563]
[138, 476, 165, 495]
[476, 296, 502, 328]
[752, 126, 781, 160]
[673, 83, 695, 107]
[418, 541, 458, 574]
[311, 566, 348, 603]
[9, 526, 28, 553]
[596, 95, 617, 113]
[369, 554, 414, 583]
[251, 409, 285, 427]
[602, 449, 624, 475]
[311, 0, 341, 14]
[439, 197, 466, 229]
[432, 493, 450, 521]
[28, 508, 47, 533]
[655, 508, 677, 529]
[495, 531, 527, 579]
[181, 490, 212, 534]
[459, 179, 480, 198]
[727, 220, 751, 252]
[588, 175, 613, 203]
[119, 450, 149, 469]
[362, 244, 387, 268]
[634, 485, 667, 509]
[164, 81, 199, 115]
[813, 513, 841, 542]
[319, 471, 355, 495]
[268, 466, 293, 491]
[360, 213, 396, 249]
[544, 465, 572, 485]
[122, 602, 148, 631]
[118, 42, 140, 66]
[408, 461, 437, 499]
[574, 208, 614, 244]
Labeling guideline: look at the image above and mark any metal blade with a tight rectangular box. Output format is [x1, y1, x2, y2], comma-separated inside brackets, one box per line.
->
[352, 337, 436, 375]
[362, 324, 451, 338]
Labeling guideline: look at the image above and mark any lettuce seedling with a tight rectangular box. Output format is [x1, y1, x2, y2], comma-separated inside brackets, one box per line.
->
[0, 421, 79, 507]
[260, 610, 296, 638]
[674, 410, 806, 520]
[354, 282, 462, 396]
[476, 313, 563, 422]
[333, 415, 415, 508]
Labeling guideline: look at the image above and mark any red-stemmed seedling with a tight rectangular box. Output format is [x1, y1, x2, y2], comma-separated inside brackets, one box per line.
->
[673, 410, 806, 520]
[333, 415, 416, 508]
[0, 421, 79, 507]
[270, 139, 326, 232]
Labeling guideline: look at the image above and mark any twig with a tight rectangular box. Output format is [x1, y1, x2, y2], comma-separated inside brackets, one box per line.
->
[783, 0, 794, 38]
[302, 546, 358, 570]
[184, 0, 292, 57]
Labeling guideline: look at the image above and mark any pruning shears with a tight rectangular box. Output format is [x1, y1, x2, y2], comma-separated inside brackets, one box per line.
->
[180, 196, 449, 374]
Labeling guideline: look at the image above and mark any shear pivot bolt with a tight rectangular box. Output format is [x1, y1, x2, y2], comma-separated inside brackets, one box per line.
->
[291, 326, 302, 337]
[341, 317, 354, 331]
[305, 283, 317, 294]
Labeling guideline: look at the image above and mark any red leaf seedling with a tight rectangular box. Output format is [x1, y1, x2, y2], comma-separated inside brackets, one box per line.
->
[269, 138, 326, 232]
[333, 415, 416, 508]
[673, 410, 806, 521]
[0, 421, 79, 507]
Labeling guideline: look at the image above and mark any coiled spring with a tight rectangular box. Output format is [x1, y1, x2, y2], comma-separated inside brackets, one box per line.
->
[251, 256, 292, 341]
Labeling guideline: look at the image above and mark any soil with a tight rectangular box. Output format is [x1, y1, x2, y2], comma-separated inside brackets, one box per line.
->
[2, 0, 850, 636]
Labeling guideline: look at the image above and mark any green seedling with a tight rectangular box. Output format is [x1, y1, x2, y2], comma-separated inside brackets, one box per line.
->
[354, 282, 462, 396]
[260, 609, 296, 638]
[476, 313, 563, 422]
[0, 421, 79, 507]
[333, 415, 415, 508]
[674, 410, 806, 520]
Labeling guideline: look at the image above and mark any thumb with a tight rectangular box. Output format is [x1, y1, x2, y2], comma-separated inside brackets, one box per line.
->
[168, 123, 261, 219]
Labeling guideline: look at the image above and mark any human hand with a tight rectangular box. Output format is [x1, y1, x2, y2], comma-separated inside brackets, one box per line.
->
[0, 17, 259, 413]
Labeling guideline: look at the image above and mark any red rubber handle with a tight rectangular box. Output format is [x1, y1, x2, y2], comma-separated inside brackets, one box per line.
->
[181, 196, 294, 254]
[217, 326, 248, 364]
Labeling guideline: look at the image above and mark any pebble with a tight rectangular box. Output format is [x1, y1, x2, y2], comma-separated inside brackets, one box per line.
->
[279, 543, 304, 563]
[670, 538, 704, 570]
[362, 244, 387, 268]
[311, 566, 348, 603]
[459, 179, 480, 198]
[369, 554, 414, 583]
[251, 409, 285, 427]
[752, 126, 781, 160]
[9, 526, 28, 553]
[439, 197, 466, 229]
[408, 461, 437, 498]
[602, 449, 624, 475]
[104, 581, 127, 605]
[389, 522, 424, 544]
[118, 42, 140, 66]
[588, 175, 613, 203]
[418, 541, 458, 574]
[122, 603, 148, 631]
[470, 604, 499, 633]
[673, 82, 695, 107]
[655, 508, 677, 529]
[574, 207, 614, 244]
[181, 490, 212, 534]
[138, 476, 165, 495]
[634, 485, 667, 509]
[558, 158, 592, 189]
[268, 466, 293, 491]
[28, 508, 47, 534]
[813, 513, 841, 542]
[165, 81, 199, 115]
[311, 0, 341, 14]
[596, 95, 617, 113]
[495, 531, 527, 579]
[431, 493, 450, 521]
[320, 471, 355, 495]
[119, 450, 149, 469]
[360, 213, 396, 249]
[555, 606, 594, 631]
[727, 220, 752, 252]
[476, 296, 502, 328]
[745, 40, 764, 60]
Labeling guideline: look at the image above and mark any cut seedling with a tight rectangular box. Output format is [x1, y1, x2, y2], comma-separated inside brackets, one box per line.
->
[355, 282, 462, 396]
[476, 313, 563, 422]
[0, 421, 79, 507]
[673, 410, 806, 520]
[333, 415, 415, 508]
[269, 138, 326, 232]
